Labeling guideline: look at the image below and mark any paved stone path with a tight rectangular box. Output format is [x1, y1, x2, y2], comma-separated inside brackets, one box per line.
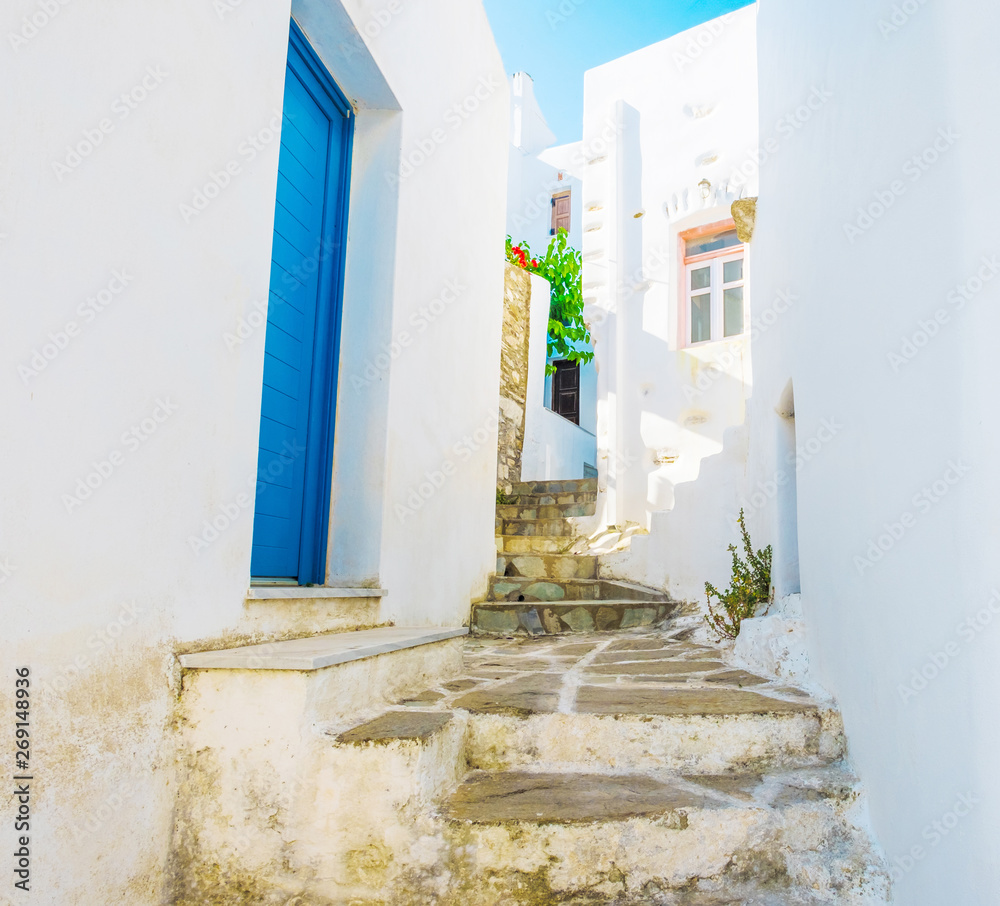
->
[331, 628, 890, 904]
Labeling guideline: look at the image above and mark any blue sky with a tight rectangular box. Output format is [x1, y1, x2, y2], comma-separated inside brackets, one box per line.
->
[483, 0, 754, 144]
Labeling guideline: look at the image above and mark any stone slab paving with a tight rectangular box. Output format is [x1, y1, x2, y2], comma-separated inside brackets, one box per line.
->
[325, 628, 888, 904]
[336, 709, 452, 744]
[446, 770, 714, 823]
[332, 628, 823, 733]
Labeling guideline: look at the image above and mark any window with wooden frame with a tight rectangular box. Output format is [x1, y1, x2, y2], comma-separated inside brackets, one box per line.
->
[551, 190, 571, 235]
[550, 359, 580, 425]
[680, 221, 746, 346]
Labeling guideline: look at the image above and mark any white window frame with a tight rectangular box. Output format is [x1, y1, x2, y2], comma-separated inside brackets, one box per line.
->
[684, 248, 746, 346]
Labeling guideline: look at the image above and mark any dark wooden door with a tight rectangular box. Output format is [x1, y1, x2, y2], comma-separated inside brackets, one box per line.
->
[552, 359, 580, 424]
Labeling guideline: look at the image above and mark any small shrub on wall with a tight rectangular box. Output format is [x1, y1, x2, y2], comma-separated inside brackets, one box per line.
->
[704, 509, 773, 639]
[506, 230, 594, 375]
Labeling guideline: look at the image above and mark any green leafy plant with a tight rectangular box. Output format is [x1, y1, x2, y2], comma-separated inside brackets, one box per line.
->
[506, 230, 594, 375]
[496, 487, 512, 505]
[704, 509, 773, 639]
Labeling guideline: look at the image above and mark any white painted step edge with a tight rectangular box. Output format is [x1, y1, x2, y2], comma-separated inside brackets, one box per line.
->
[179, 626, 467, 671]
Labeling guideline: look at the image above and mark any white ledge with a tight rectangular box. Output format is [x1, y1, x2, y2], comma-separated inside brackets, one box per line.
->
[246, 586, 387, 600]
[179, 626, 467, 671]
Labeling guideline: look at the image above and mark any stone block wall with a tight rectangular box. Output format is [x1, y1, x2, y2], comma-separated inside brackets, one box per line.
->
[497, 263, 533, 490]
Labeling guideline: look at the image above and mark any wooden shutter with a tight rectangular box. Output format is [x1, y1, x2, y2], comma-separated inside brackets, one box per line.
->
[552, 359, 580, 425]
[551, 191, 571, 235]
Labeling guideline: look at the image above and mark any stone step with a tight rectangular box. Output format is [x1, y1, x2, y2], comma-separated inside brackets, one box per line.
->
[496, 501, 597, 520]
[487, 574, 666, 603]
[510, 477, 598, 496]
[173, 627, 470, 902]
[496, 534, 577, 554]
[496, 551, 598, 580]
[175, 631, 886, 905]
[454, 634, 844, 775]
[473, 600, 675, 634]
[242, 585, 387, 636]
[506, 490, 597, 507]
[302, 709, 469, 882]
[500, 517, 578, 536]
[488, 574, 604, 601]
[455, 681, 841, 775]
[440, 764, 889, 903]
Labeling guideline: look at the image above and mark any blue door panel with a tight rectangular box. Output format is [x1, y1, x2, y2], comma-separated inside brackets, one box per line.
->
[254, 485, 295, 518]
[260, 385, 300, 430]
[261, 353, 302, 400]
[260, 322, 304, 369]
[265, 303, 305, 342]
[272, 204, 318, 260]
[257, 413, 298, 458]
[274, 146, 322, 199]
[251, 21, 352, 582]
[269, 231, 320, 295]
[252, 514, 292, 545]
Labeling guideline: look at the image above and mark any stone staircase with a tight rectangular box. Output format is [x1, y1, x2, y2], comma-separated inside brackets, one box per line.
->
[173, 627, 890, 903]
[170, 481, 890, 904]
[478, 477, 678, 634]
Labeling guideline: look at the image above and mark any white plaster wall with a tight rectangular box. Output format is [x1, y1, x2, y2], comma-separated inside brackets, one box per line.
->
[2, 3, 293, 901]
[600, 426, 748, 601]
[751, 1, 1000, 900]
[0, 0, 507, 900]
[581, 6, 758, 529]
[370, 1, 508, 626]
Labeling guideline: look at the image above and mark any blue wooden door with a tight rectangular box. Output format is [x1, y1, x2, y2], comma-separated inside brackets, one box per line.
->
[251, 22, 352, 583]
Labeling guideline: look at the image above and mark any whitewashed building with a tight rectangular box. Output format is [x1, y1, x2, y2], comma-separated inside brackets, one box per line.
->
[577, 7, 758, 580]
[588, 0, 1000, 901]
[743, 0, 1000, 902]
[2, 1, 507, 902]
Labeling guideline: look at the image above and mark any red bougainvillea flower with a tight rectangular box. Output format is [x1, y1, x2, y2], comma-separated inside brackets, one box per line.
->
[531, 259, 539, 267]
